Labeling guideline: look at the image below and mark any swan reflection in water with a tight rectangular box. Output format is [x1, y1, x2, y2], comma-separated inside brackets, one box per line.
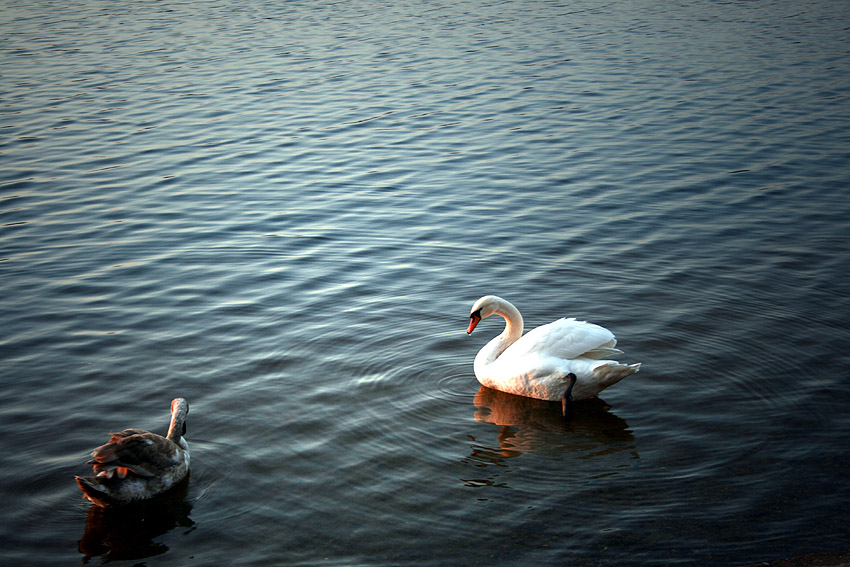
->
[465, 385, 638, 468]
[78, 477, 194, 563]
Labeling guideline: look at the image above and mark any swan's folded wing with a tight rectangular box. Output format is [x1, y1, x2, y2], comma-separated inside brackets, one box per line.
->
[87, 431, 181, 478]
[503, 318, 619, 361]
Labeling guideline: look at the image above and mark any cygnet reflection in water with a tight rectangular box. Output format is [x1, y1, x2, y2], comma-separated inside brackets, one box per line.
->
[77, 477, 194, 563]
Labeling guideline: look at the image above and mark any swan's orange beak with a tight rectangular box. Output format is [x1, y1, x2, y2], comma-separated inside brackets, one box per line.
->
[467, 313, 481, 334]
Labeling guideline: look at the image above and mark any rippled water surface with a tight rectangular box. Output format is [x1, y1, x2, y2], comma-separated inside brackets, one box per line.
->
[2, 1, 850, 565]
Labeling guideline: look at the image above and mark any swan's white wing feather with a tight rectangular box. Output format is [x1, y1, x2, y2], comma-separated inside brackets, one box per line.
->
[502, 317, 618, 361]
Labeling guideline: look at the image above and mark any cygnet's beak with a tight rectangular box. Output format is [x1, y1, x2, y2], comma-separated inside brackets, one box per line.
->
[467, 313, 481, 334]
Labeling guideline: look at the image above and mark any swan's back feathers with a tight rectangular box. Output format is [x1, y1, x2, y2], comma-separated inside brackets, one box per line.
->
[569, 361, 641, 399]
[87, 429, 183, 479]
[107, 428, 148, 442]
[503, 317, 620, 362]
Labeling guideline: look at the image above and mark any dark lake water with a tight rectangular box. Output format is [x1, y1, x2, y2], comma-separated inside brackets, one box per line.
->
[2, 1, 850, 565]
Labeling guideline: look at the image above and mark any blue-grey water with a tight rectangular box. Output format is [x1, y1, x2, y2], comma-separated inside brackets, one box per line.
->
[2, 1, 850, 565]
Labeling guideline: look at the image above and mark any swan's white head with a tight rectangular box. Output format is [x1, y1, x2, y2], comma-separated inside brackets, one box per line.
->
[467, 295, 507, 334]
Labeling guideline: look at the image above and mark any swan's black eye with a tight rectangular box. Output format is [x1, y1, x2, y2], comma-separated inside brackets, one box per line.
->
[470, 309, 481, 319]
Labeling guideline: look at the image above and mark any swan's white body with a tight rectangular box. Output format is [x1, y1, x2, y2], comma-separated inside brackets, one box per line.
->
[76, 398, 190, 507]
[467, 296, 640, 401]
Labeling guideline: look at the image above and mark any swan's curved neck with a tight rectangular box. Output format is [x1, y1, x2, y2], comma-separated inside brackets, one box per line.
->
[166, 400, 188, 443]
[476, 300, 524, 369]
[495, 301, 524, 347]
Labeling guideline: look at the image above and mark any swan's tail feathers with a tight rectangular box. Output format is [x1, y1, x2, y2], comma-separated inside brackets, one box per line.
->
[583, 346, 624, 359]
[592, 362, 641, 388]
[76, 475, 118, 508]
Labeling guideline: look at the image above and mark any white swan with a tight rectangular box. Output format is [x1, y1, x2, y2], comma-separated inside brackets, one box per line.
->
[467, 296, 640, 402]
[76, 398, 190, 507]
